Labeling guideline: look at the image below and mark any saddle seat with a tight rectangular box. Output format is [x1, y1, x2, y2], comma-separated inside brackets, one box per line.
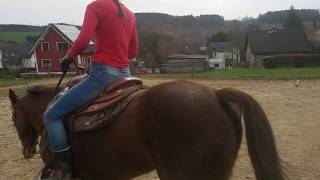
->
[66, 74, 143, 94]
[63, 75, 146, 132]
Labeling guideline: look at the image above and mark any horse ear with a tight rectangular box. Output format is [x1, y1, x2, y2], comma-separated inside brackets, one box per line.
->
[9, 89, 18, 105]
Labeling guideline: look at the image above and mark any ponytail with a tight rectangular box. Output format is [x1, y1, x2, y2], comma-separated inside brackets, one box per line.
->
[113, 0, 126, 18]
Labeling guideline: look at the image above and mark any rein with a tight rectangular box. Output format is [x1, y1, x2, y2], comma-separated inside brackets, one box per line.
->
[54, 61, 83, 95]
[54, 72, 66, 95]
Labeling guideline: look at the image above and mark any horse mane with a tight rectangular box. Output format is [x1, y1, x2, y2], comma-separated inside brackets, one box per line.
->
[26, 85, 58, 96]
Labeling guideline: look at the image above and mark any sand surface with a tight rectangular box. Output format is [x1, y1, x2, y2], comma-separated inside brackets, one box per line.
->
[1, 79, 319, 180]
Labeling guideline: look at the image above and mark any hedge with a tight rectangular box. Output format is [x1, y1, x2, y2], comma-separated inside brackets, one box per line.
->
[263, 54, 320, 68]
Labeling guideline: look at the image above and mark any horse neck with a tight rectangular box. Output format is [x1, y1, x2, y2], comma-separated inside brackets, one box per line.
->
[25, 93, 54, 134]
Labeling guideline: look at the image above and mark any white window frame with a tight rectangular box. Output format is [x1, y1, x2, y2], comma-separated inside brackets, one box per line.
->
[41, 42, 50, 52]
[56, 42, 69, 51]
[81, 57, 86, 65]
[41, 59, 52, 68]
[80, 56, 92, 65]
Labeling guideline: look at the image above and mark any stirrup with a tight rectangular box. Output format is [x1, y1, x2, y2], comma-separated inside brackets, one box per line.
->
[34, 163, 53, 180]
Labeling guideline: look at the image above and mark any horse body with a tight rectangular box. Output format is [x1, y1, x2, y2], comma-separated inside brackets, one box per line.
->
[70, 81, 240, 180]
[9, 81, 286, 180]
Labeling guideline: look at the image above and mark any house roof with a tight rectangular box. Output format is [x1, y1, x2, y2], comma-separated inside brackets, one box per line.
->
[246, 28, 314, 55]
[28, 23, 94, 55]
[54, 23, 85, 43]
[15, 43, 34, 58]
[0, 42, 33, 65]
[209, 41, 233, 52]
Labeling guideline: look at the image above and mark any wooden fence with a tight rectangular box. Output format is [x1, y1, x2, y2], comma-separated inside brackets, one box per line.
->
[168, 59, 208, 73]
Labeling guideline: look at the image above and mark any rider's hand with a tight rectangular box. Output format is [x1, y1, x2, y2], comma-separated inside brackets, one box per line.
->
[60, 56, 74, 73]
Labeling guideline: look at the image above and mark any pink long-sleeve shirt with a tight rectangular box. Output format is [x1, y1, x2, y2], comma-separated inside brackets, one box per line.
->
[68, 0, 138, 68]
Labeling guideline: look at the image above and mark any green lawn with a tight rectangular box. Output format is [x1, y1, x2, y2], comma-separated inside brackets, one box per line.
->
[172, 68, 320, 79]
[0, 78, 38, 87]
[1, 68, 320, 88]
[0, 31, 41, 43]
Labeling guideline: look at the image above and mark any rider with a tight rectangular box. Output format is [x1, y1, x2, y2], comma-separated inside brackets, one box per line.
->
[43, 0, 138, 179]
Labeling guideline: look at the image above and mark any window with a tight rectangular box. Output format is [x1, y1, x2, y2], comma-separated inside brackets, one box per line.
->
[41, 42, 50, 52]
[11, 52, 16, 57]
[41, 59, 52, 68]
[81, 57, 85, 65]
[56, 42, 69, 51]
[80, 56, 92, 65]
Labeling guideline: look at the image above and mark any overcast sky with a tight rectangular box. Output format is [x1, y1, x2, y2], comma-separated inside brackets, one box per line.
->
[0, 0, 319, 25]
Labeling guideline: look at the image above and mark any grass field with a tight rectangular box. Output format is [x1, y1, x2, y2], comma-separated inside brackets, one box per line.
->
[0, 78, 38, 87]
[0, 31, 41, 43]
[172, 68, 320, 79]
[1, 68, 320, 87]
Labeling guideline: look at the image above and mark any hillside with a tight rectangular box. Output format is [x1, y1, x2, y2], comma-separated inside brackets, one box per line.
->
[258, 9, 320, 24]
[0, 24, 45, 32]
[0, 31, 41, 43]
[0, 8, 319, 44]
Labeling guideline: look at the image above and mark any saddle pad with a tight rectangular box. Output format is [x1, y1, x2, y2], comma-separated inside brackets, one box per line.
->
[72, 85, 147, 132]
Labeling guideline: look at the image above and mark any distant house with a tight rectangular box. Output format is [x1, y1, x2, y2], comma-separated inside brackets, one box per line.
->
[0, 42, 36, 71]
[167, 54, 209, 73]
[245, 28, 314, 67]
[208, 59, 225, 70]
[28, 23, 94, 73]
[0, 42, 17, 69]
[16, 43, 36, 70]
[0, 48, 3, 69]
[209, 41, 240, 64]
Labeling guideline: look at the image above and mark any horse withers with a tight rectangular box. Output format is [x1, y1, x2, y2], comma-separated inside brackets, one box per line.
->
[8, 80, 287, 180]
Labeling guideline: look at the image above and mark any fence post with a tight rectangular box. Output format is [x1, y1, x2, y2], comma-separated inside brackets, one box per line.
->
[192, 59, 194, 76]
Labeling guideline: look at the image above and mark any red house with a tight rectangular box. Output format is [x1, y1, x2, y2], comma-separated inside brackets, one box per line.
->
[28, 23, 94, 73]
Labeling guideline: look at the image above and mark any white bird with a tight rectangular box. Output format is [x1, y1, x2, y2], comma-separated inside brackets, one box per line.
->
[295, 79, 300, 87]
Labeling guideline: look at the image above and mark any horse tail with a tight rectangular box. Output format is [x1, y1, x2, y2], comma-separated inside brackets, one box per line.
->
[216, 88, 287, 180]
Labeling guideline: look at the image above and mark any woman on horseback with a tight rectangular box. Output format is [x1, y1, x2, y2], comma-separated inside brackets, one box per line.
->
[43, 0, 138, 179]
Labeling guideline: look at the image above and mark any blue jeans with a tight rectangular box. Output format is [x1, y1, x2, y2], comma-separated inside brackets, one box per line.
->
[44, 62, 130, 151]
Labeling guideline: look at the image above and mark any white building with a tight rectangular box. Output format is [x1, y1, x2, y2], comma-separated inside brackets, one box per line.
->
[0, 49, 3, 68]
[208, 58, 225, 69]
[0, 42, 36, 70]
[209, 41, 240, 65]
[16, 43, 36, 69]
[21, 53, 36, 68]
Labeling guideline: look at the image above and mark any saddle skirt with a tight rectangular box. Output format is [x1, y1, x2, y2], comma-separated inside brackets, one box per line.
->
[52, 76, 147, 132]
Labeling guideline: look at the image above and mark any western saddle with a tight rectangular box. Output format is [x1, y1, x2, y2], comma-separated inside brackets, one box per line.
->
[62, 74, 147, 132]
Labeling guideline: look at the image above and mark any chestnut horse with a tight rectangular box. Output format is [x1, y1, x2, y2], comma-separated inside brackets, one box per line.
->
[8, 81, 287, 180]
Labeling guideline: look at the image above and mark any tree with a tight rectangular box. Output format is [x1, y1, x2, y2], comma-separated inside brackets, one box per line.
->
[139, 32, 174, 73]
[26, 35, 40, 42]
[313, 19, 317, 29]
[284, 6, 303, 28]
[209, 31, 231, 42]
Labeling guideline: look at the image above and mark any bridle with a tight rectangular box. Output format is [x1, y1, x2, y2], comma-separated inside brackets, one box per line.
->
[11, 104, 39, 155]
[11, 104, 17, 127]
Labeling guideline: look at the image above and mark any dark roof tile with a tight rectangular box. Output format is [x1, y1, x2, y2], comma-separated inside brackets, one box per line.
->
[247, 28, 313, 54]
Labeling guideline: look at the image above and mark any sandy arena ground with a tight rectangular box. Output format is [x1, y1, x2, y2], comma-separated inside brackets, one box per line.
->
[0, 78, 319, 180]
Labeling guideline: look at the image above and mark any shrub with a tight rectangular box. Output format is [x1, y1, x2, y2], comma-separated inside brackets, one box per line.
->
[263, 54, 320, 68]
[0, 69, 16, 79]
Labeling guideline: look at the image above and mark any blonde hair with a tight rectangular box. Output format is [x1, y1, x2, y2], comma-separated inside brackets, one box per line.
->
[113, 0, 126, 17]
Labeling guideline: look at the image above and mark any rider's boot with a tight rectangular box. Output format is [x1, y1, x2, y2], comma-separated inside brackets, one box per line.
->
[44, 147, 72, 180]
